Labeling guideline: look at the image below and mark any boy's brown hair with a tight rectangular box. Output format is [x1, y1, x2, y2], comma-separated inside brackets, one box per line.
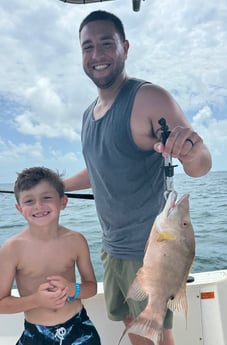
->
[14, 166, 65, 203]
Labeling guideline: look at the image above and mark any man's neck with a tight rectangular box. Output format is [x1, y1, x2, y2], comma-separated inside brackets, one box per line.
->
[97, 74, 128, 107]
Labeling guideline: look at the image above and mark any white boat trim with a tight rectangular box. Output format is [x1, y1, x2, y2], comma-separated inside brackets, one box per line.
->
[0, 269, 227, 345]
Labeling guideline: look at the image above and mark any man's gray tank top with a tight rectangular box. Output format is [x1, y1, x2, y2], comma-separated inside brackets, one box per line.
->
[82, 78, 165, 260]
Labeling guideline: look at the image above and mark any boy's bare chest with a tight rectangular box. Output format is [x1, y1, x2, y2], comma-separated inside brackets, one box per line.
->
[17, 241, 75, 278]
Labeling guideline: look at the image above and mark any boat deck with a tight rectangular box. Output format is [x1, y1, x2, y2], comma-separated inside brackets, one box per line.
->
[1, 270, 227, 345]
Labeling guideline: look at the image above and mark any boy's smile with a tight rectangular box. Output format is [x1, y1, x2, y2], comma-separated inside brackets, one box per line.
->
[32, 210, 50, 218]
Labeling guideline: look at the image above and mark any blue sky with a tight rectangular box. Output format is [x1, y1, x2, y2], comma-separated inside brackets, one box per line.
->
[0, 0, 227, 183]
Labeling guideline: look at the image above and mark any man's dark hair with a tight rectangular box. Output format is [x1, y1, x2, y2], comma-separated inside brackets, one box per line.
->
[14, 166, 65, 203]
[79, 10, 126, 41]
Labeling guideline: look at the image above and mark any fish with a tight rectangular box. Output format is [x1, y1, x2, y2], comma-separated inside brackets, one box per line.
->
[119, 192, 195, 345]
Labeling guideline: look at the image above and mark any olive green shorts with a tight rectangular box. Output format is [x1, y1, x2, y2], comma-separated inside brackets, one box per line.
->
[100, 251, 173, 328]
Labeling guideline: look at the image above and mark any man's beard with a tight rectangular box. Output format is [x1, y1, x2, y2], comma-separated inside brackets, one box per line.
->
[84, 61, 125, 89]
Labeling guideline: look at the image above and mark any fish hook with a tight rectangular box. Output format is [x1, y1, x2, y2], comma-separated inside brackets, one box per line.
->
[158, 118, 178, 200]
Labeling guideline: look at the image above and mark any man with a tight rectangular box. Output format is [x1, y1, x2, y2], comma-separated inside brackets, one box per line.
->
[64, 10, 212, 345]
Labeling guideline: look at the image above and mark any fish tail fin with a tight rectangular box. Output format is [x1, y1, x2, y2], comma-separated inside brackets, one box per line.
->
[118, 313, 163, 345]
[118, 326, 129, 345]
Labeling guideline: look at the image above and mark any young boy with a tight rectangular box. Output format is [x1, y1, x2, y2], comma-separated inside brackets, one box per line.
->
[0, 166, 101, 345]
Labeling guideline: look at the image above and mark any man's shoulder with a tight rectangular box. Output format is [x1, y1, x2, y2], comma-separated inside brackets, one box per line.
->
[135, 82, 176, 110]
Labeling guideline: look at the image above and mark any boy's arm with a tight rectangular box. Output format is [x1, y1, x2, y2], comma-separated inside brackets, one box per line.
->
[0, 242, 67, 314]
[0, 241, 21, 313]
[75, 233, 97, 299]
[47, 233, 97, 301]
[0, 284, 67, 314]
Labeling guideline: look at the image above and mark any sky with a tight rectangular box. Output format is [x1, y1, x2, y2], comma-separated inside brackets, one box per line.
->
[0, 0, 227, 183]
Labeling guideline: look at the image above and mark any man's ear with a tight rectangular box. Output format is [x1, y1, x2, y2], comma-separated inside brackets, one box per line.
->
[60, 195, 68, 210]
[123, 39, 129, 59]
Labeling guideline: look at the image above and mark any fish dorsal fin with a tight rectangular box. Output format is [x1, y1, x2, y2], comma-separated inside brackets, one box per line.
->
[167, 284, 188, 319]
[126, 276, 147, 302]
[157, 231, 176, 241]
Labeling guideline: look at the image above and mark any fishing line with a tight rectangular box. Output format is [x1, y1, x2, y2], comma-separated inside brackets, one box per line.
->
[0, 190, 94, 200]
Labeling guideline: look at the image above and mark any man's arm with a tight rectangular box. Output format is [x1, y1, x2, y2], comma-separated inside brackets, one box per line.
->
[64, 168, 91, 192]
[153, 85, 212, 177]
[133, 83, 212, 177]
[154, 130, 212, 177]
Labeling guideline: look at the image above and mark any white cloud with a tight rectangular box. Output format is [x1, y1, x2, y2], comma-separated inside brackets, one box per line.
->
[0, 0, 227, 181]
[0, 140, 43, 160]
[0, 138, 84, 182]
[12, 77, 81, 140]
[191, 106, 227, 171]
[126, 0, 227, 112]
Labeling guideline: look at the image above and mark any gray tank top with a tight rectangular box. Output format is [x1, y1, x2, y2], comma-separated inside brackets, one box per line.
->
[82, 78, 165, 260]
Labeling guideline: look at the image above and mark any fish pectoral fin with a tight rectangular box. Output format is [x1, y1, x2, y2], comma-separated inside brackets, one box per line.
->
[167, 285, 188, 318]
[118, 315, 163, 345]
[157, 231, 176, 241]
[126, 276, 147, 302]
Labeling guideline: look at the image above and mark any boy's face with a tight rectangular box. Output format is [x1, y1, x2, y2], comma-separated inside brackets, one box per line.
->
[16, 180, 67, 227]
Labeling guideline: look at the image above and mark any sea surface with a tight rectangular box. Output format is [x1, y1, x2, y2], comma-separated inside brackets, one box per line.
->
[0, 171, 226, 282]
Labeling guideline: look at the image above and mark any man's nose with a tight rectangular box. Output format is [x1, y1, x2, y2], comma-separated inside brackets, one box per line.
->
[92, 45, 104, 58]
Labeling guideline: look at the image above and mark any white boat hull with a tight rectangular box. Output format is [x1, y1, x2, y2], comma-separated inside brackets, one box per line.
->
[0, 270, 226, 345]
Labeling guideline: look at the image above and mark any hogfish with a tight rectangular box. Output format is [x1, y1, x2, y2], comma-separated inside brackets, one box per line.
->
[119, 192, 195, 345]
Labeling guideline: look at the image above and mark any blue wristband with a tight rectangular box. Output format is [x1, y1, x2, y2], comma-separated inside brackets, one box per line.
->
[67, 283, 80, 303]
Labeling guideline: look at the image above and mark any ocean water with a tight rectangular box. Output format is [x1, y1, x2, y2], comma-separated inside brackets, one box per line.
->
[0, 171, 226, 281]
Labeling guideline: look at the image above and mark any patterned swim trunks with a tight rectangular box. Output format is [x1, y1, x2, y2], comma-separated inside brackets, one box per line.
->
[16, 307, 101, 345]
